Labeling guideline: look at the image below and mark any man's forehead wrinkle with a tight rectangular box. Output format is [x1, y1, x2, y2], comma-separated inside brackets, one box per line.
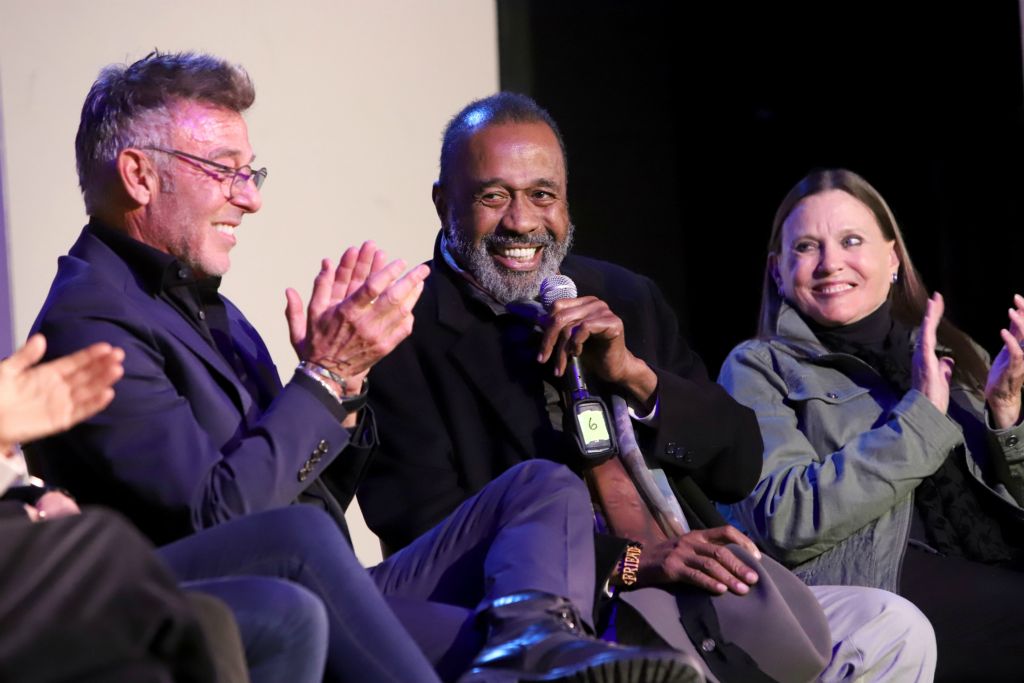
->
[169, 103, 253, 163]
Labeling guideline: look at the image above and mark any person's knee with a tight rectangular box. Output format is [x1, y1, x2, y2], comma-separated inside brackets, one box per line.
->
[875, 590, 935, 649]
[506, 460, 587, 502]
[844, 587, 936, 668]
[250, 504, 346, 554]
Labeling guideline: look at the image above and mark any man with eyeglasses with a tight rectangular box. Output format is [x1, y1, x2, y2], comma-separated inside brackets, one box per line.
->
[24, 51, 702, 683]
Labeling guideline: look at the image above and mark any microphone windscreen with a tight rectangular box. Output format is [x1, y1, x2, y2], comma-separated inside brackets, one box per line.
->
[540, 275, 577, 311]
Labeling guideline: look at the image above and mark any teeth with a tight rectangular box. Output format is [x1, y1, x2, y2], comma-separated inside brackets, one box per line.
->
[215, 224, 236, 236]
[817, 283, 852, 294]
[498, 247, 538, 260]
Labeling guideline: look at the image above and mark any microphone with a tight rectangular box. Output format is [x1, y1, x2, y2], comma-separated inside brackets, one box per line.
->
[538, 275, 617, 462]
[539, 276, 589, 402]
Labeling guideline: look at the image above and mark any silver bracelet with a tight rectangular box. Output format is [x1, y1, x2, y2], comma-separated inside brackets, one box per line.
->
[296, 363, 343, 405]
[298, 361, 349, 395]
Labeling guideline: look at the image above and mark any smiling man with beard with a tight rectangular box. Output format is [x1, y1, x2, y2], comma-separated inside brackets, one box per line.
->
[357, 92, 939, 683]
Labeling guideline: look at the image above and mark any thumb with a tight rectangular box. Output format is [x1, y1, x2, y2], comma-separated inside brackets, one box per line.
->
[4, 334, 47, 374]
[284, 288, 306, 348]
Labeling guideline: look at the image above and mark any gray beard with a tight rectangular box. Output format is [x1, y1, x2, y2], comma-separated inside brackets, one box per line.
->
[445, 220, 575, 304]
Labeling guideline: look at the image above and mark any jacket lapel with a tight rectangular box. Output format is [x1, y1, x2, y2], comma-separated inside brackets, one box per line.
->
[433, 266, 542, 460]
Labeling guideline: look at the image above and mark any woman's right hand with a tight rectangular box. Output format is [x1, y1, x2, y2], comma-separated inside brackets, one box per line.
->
[912, 292, 955, 413]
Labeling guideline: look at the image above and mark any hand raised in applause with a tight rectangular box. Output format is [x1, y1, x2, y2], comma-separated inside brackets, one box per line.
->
[0, 334, 124, 453]
[636, 526, 763, 595]
[985, 293, 1024, 429]
[912, 292, 955, 414]
[537, 296, 658, 412]
[285, 241, 429, 397]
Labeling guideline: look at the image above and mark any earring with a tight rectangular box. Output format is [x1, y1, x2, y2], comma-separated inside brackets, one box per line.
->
[891, 272, 898, 284]
[777, 285, 785, 297]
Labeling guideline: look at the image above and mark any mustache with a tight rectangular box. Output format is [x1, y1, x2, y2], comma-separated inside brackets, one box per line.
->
[481, 231, 558, 249]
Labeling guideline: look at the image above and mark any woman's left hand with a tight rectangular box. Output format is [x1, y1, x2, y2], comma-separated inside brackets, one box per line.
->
[985, 294, 1024, 429]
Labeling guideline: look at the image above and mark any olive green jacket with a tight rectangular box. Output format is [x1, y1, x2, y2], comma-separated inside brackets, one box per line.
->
[717, 302, 1024, 593]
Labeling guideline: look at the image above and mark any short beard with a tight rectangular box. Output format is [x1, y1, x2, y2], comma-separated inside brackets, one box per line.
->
[445, 219, 575, 304]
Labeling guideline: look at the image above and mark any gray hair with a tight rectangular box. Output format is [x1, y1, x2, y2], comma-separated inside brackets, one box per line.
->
[75, 50, 255, 213]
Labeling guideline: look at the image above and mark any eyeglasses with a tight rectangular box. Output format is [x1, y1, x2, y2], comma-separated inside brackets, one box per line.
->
[144, 147, 267, 198]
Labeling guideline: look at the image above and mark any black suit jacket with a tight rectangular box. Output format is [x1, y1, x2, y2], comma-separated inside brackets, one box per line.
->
[353, 240, 763, 552]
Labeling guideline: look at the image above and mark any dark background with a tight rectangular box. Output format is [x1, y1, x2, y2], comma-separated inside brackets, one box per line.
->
[497, 1, 1024, 374]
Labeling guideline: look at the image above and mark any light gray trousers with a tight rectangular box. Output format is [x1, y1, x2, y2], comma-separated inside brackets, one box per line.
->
[621, 547, 936, 683]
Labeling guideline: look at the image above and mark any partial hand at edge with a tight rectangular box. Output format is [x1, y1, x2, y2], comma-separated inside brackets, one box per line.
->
[0, 334, 124, 449]
[986, 293, 1024, 429]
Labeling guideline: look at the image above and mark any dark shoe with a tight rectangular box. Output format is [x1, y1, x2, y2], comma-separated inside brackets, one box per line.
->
[458, 591, 702, 683]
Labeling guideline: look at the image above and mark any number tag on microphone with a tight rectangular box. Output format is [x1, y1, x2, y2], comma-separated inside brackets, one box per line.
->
[570, 396, 617, 461]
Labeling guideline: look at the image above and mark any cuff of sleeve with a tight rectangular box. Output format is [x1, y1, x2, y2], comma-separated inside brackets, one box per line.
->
[350, 405, 378, 449]
[896, 389, 964, 456]
[628, 394, 660, 426]
[987, 411, 1024, 463]
[292, 371, 349, 423]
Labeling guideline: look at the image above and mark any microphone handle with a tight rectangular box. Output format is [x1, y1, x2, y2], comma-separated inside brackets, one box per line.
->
[567, 355, 590, 401]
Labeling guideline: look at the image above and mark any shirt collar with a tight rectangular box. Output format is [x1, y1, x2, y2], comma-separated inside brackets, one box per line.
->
[88, 219, 221, 295]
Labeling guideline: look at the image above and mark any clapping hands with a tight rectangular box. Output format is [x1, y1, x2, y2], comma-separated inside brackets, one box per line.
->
[985, 294, 1024, 429]
[285, 241, 429, 398]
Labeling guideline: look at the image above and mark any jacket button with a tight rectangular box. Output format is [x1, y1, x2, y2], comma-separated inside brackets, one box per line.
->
[297, 470, 309, 482]
[317, 439, 329, 453]
[700, 638, 716, 653]
[1007, 435, 1019, 447]
[826, 392, 838, 399]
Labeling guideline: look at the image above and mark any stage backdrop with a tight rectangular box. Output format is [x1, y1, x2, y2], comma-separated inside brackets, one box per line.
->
[0, 0, 499, 565]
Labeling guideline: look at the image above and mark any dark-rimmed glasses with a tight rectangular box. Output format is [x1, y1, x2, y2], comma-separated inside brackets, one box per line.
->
[144, 147, 267, 198]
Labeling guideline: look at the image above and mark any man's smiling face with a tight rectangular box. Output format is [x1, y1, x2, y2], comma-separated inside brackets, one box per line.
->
[139, 100, 262, 277]
[439, 121, 573, 303]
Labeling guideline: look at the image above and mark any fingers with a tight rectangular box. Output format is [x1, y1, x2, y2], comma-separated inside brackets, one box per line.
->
[665, 538, 759, 595]
[284, 287, 307, 349]
[1008, 304, 1024, 342]
[704, 525, 762, 560]
[303, 259, 428, 376]
[44, 341, 116, 378]
[537, 297, 620, 374]
[919, 291, 944, 355]
[3, 334, 47, 374]
[383, 264, 431, 313]
[344, 241, 381, 299]
[332, 246, 362, 300]
[59, 345, 124, 422]
[307, 258, 335, 322]
[348, 265, 429, 352]
[348, 258, 409, 308]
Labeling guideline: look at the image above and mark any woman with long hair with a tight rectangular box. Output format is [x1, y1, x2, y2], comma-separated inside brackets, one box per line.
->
[719, 168, 1024, 681]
